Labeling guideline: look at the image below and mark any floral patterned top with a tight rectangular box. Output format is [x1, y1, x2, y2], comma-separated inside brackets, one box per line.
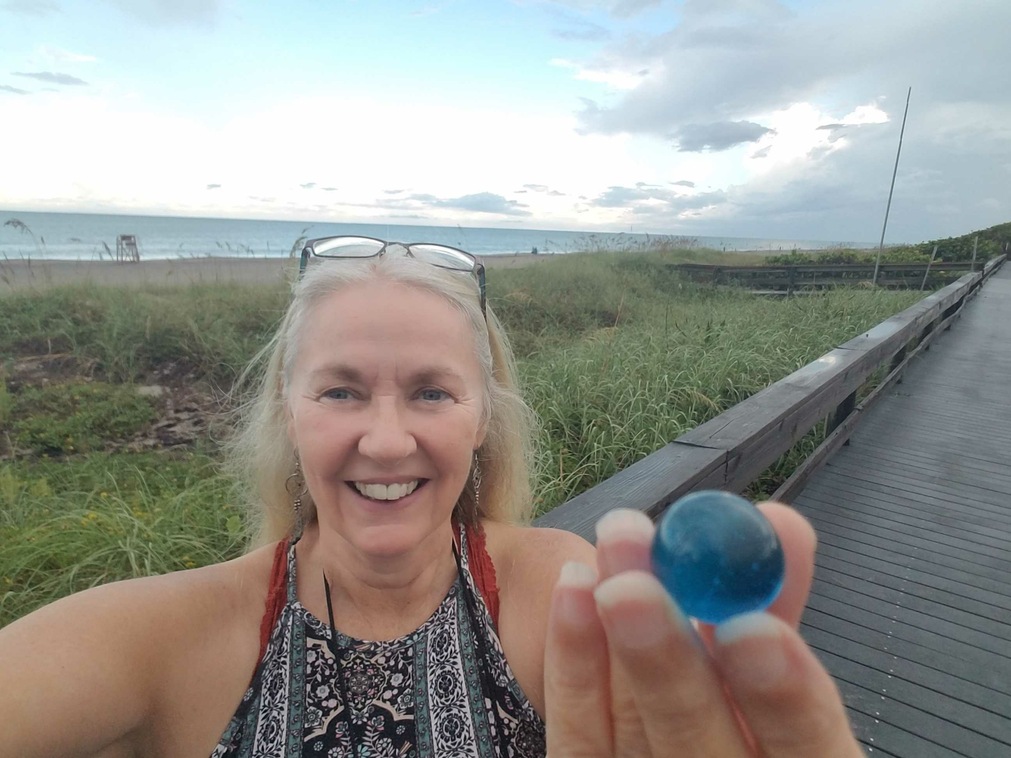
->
[212, 526, 546, 757]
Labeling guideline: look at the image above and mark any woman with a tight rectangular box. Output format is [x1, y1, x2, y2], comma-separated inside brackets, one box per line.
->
[0, 237, 861, 757]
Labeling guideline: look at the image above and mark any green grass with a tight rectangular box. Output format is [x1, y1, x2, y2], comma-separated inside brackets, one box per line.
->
[0, 248, 927, 627]
[0, 452, 244, 626]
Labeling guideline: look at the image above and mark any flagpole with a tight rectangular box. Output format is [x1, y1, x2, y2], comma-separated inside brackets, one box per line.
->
[873, 86, 912, 286]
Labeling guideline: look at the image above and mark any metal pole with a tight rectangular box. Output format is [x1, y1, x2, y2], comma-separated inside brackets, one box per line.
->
[920, 243, 938, 291]
[970, 236, 979, 271]
[873, 86, 912, 286]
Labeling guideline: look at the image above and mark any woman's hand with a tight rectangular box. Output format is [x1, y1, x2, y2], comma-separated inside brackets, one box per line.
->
[543, 503, 863, 757]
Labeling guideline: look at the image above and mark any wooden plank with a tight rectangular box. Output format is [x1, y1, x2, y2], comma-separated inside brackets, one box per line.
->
[813, 565, 1011, 643]
[815, 548, 1011, 619]
[803, 608, 1011, 701]
[798, 488, 1011, 553]
[798, 499, 1011, 573]
[813, 646, 1011, 750]
[805, 591, 1011, 677]
[532, 443, 725, 540]
[810, 460, 1011, 514]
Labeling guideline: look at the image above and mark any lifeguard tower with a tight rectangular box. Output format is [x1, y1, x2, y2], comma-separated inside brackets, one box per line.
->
[116, 234, 140, 262]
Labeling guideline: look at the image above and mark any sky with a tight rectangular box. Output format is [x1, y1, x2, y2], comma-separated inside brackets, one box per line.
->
[1, 0, 1009, 244]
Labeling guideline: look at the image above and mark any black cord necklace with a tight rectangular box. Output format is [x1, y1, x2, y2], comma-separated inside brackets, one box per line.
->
[323, 572, 365, 758]
[321, 534, 496, 758]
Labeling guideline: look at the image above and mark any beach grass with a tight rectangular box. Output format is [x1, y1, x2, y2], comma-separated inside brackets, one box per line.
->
[1, 249, 925, 625]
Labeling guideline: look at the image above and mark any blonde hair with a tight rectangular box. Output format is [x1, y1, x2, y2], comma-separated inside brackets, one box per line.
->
[226, 254, 536, 547]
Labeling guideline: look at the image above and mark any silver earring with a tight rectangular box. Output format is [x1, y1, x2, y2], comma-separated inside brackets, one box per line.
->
[471, 451, 482, 513]
[285, 453, 308, 535]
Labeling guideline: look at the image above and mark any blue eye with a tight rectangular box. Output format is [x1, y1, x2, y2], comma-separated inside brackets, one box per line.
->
[418, 388, 449, 402]
[322, 388, 353, 401]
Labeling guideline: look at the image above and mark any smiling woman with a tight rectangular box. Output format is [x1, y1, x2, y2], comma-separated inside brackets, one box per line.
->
[0, 241, 864, 758]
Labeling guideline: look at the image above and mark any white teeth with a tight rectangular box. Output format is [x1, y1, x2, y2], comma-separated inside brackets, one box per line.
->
[354, 480, 419, 501]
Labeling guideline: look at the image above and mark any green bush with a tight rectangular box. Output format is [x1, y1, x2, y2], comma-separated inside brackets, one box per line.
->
[9, 382, 156, 455]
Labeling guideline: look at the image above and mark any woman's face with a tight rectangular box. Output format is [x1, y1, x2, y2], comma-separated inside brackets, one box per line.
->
[286, 279, 487, 558]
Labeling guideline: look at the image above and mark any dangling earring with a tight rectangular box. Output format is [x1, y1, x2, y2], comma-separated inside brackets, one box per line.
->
[471, 451, 482, 514]
[285, 453, 308, 536]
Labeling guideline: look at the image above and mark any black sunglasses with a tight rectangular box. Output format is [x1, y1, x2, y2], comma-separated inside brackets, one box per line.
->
[299, 235, 486, 315]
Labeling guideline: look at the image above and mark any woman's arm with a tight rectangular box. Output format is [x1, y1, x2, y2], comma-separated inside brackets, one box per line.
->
[0, 552, 268, 758]
[0, 578, 168, 757]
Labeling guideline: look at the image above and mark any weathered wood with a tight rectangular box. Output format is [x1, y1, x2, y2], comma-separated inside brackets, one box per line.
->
[674, 260, 987, 292]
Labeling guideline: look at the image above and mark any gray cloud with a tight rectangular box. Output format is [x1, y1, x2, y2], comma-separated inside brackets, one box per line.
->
[1, 0, 59, 15]
[435, 192, 531, 216]
[13, 70, 87, 85]
[0, 84, 30, 94]
[300, 182, 316, 189]
[206, 183, 221, 189]
[564, 0, 1011, 241]
[672, 121, 773, 152]
[376, 191, 531, 217]
[671, 180, 695, 188]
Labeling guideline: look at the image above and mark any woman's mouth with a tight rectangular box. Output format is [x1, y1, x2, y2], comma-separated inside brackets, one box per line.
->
[351, 480, 423, 502]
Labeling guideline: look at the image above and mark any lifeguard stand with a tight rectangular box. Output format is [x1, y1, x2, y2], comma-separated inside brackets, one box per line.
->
[116, 234, 140, 262]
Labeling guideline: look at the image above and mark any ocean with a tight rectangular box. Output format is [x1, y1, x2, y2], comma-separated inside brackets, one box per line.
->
[0, 210, 867, 261]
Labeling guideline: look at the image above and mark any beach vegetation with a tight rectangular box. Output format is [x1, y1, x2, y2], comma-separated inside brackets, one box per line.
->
[1, 247, 927, 626]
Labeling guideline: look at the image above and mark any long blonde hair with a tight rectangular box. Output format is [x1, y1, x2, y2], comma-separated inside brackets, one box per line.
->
[226, 255, 536, 547]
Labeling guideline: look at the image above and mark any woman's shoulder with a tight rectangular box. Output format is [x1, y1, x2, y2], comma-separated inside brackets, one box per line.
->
[482, 519, 595, 583]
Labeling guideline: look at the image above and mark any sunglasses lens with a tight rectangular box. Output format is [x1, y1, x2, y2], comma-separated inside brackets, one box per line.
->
[410, 244, 476, 272]
[310, 236, 385, 258]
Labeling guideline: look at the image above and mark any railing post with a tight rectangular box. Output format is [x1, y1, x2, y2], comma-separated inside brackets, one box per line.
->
[829, 390, 857, 439]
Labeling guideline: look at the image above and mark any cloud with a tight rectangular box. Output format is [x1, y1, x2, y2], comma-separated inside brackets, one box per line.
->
[38, 45, 96, 63]
[436, 192, 532, 216]
[206, 183, 221, 189]
[587, 182, 729, 226]
[1, 0, 59, 15]
[376, 190, 531, 217]
[13, 71, 87, 85]
[102, 0, 223, 27]
[672, 121, 774, 152]
[0, 84, 31, 94]
[300, 182, 316, 189]
[548, 0, 661, 18]
[671, 180, 695, 188]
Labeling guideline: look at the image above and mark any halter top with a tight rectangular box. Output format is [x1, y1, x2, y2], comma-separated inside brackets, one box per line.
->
[212, 525, 546, 757]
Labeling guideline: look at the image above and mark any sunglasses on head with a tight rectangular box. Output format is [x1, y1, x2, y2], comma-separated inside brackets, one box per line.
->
[299, 235, 486, 315]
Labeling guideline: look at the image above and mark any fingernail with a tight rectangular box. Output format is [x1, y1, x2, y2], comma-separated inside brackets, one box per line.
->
[594, 572, 690, 649]
[554, 561, 597, 627]
[715, 612, 788, 688]
[595, 508, 654, 543]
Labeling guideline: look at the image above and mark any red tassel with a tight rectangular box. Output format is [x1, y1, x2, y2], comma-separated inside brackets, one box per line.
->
[258, 539, 289, 661]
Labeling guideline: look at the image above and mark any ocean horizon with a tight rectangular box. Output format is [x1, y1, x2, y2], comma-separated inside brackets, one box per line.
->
[1, 209, 873, 262]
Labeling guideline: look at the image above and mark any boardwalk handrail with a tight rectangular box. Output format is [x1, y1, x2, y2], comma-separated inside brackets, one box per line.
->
[534, 254, 1007, 540]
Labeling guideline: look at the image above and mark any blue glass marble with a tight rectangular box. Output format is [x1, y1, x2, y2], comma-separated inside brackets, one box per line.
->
[651, 490, 785, 625]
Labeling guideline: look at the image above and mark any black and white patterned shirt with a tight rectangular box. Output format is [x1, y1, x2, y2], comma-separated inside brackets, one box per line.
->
[213, 526, 546, 757]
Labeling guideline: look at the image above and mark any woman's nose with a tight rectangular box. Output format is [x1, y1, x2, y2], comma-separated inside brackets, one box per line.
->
[357, 399, 417, 464]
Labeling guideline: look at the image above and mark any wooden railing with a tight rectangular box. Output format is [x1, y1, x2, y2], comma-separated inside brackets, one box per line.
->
[534, 255, 1007, 540]
[674, 261, 982, 293]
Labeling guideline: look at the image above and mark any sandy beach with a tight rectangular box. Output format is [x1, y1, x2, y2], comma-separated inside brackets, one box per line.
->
[0, 252, 554, 294]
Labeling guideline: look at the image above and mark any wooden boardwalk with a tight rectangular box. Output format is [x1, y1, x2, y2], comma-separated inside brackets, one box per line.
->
[791, 264, 1011, 757]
